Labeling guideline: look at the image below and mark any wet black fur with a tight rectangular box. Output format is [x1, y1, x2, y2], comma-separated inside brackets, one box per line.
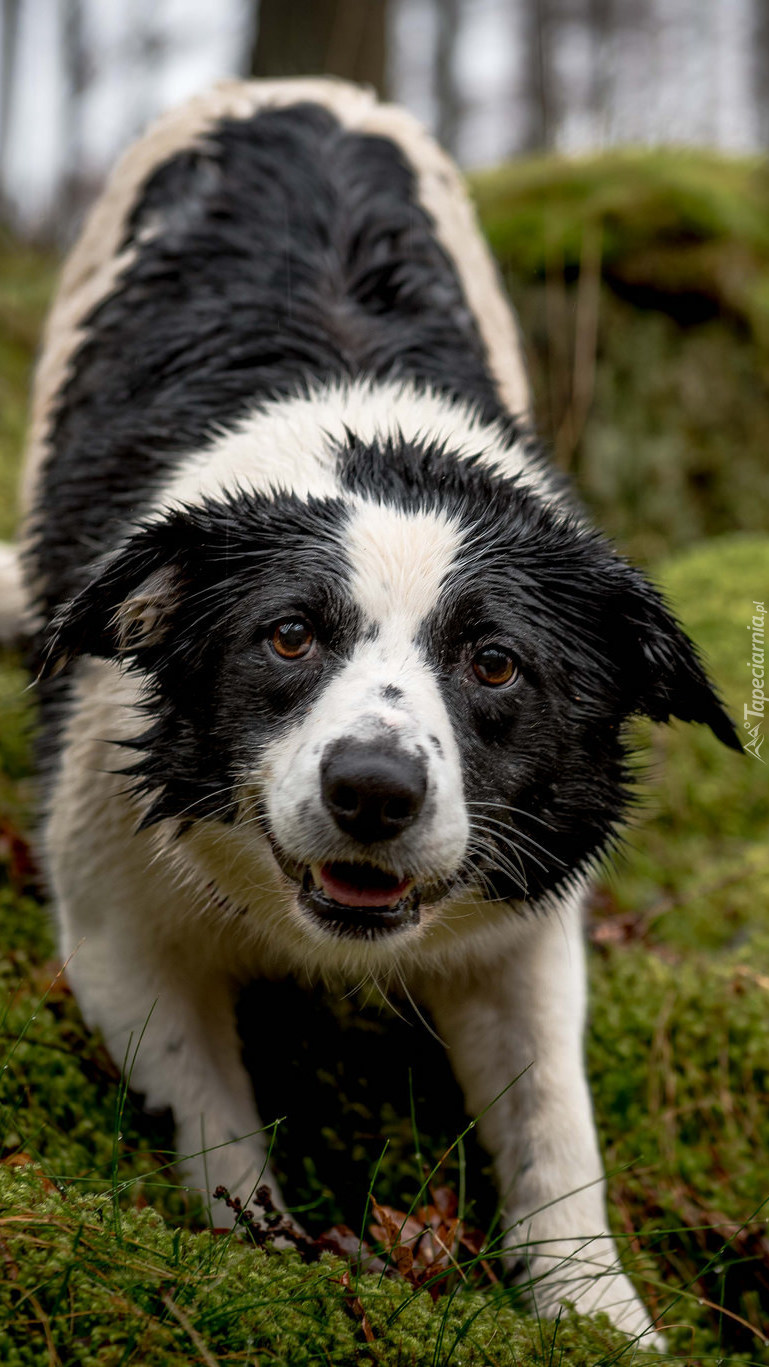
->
[30, 102, 505, 625]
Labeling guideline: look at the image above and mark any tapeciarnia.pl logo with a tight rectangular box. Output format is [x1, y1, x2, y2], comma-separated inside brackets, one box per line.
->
[744, 600, 766, 762]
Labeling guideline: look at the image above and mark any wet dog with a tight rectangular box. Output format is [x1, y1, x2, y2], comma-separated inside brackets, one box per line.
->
[16, 79, 738, 1340]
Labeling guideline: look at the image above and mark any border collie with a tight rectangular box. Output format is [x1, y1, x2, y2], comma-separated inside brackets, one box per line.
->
[14, 79, 738, 1341]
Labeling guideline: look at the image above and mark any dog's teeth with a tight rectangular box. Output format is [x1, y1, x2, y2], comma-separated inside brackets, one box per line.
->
[310, 863, 323, 889]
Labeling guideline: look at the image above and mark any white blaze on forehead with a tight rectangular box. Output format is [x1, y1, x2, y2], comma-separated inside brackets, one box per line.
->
[159, 398, 342, 510]
[263, 501, 469, 880]
[146, 376, 558, 525]
[345, 500, 461, 637]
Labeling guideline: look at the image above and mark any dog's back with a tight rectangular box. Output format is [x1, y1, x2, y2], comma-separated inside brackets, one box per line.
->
[23, 79, 528, 631]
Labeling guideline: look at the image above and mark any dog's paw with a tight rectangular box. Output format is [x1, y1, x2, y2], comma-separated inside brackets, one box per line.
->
[556, 1270, 663, 1348]
[504, 1235, 663, 1347]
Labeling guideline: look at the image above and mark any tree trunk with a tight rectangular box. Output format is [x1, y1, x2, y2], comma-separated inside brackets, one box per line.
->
[435, 0, 461, 156]
[753, 0, 769, 145]
[0, 0, 21, 208]
[520, 0, 552, 151]
[60, 0, 89, 238]
[251, 0, 388, 95]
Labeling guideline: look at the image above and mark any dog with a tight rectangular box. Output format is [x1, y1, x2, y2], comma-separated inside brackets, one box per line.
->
[13, 79, 739, 1341]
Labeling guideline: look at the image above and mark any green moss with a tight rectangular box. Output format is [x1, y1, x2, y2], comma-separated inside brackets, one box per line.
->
[602, 534, 769, 952]
[0, 653, 34, 820]
[590, 937, 769, 1360]
[0, 1168, 646, 1367]
[0, 233, 56, 541]
[0, 887, 191, 1224]
[472, 150, 769, 324]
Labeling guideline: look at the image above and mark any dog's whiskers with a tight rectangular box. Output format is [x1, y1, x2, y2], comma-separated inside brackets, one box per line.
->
[466, 799, 558, 833]
[469, 814, 565, 871]
[467, 827, 532, 885]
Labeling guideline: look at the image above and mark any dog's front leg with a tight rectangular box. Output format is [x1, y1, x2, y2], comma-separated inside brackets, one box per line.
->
[423, 890, 657, 1342]
[44, 673, 288, 1231]
[58, 898, 284, 1229]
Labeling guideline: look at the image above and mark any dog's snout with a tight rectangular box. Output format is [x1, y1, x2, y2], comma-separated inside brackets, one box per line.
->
[321, 740, 427, 844]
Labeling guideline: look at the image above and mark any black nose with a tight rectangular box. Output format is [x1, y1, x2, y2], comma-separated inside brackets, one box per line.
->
[321, 740, 427, 845]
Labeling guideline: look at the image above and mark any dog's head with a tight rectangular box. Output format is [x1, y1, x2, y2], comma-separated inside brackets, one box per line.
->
[43, 436, 739, 950]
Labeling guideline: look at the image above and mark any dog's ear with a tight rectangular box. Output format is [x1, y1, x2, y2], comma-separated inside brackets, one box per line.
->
[40, 524, 187, 678]
[614, 566, 741, 751]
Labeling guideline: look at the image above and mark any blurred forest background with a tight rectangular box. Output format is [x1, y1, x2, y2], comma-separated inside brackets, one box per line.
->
[1, 4, 769, 1364]
[2, 0, 769, 555]
[1, 0, 768, 237]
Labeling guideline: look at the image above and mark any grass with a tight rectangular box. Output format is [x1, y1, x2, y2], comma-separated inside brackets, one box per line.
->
[1, 151, 769, 1363]
[0, 1167, 646, 1367]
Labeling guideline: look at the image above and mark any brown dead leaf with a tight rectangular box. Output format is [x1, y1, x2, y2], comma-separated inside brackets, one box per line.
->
[588, 912, 649, 947]
[317, 1224, 388, 1274]
[369, 1190, 487, 1300]
[0, 815, 39, 890]
[431, 1186, 458, 1221]
[339, 1269, 376, 1343]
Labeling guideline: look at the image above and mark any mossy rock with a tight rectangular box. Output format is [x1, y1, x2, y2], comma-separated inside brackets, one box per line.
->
[1, 162, 769, 563]
[471, 153, 769, 564]
[2, 155, 769, 563]
[603, 533, 769, 953]
[472, 150, 769, 337]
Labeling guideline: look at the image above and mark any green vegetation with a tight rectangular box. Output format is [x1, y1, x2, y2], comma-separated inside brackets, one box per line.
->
[0, 230, 56, 540]
[1, 153, 768, 1363]
[473, 150, 769, 562]
[1, 1167, 644, 1367]
[601, 538, 769, 954]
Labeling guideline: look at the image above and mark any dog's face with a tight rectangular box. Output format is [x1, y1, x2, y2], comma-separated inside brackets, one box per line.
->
[47, 439, 738, 950]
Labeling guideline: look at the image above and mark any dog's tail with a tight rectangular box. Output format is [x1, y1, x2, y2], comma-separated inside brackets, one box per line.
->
[0, 543, 26, 647]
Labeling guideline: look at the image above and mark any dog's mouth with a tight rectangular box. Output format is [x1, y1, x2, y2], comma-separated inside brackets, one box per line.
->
[300, 861, 420, 938]
[268, 838, 448, 938]
[312, 860, 413, 909]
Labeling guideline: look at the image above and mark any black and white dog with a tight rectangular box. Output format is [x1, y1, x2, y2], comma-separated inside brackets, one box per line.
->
[15, 79, 738, 1340]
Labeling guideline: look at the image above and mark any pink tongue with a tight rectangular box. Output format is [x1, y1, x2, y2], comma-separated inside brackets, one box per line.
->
[319, 863, 411, 909]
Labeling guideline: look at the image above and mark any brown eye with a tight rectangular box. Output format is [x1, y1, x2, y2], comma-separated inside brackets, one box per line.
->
[271, 619, 315, 660]
[472, 645, 519, 687]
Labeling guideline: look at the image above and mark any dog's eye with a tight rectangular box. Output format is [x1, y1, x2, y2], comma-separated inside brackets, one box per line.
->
[271, 619, 315, 660]
[472, 645, 519, 687]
